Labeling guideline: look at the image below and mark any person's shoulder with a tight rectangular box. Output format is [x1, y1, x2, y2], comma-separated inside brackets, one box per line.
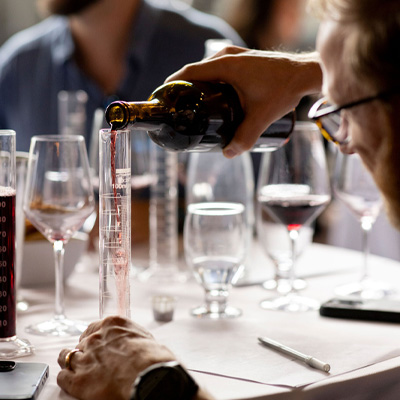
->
[146, 0, 244, 44]
[0, 16, 68, 62]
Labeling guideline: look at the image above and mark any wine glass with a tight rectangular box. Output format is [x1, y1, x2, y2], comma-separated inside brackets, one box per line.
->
[333, 152, 394, 299]
[186, 151, 254, 282]
[256, 212, 314, 293]
[23, 135, 95, 336]
[184, 202, 247, 319]
[257, 122, 331, 312]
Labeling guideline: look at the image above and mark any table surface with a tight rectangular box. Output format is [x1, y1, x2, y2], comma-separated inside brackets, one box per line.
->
[11, 241, 400, 400]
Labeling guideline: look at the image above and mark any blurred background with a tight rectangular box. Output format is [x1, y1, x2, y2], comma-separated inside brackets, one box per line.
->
[2, 0, 399, 264]
[0, 0, 319, 49]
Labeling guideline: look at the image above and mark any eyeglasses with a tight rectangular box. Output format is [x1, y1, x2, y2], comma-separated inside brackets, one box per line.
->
[308, 89, 398, 145]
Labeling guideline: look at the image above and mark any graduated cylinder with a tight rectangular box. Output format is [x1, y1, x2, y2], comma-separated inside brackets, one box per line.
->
[99, 129, 131, 318]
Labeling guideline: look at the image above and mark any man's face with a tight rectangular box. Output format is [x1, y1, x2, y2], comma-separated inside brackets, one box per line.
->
[317, 19, 400, 229]
[37, 0, 100, 15]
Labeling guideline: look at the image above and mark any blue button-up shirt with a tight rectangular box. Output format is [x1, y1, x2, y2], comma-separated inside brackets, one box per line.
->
[0, 0, 243, 151]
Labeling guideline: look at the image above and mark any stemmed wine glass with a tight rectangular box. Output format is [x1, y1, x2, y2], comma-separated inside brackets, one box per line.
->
[257, 122, 331, 312]
[256, 213, 314, 293]
[333, 152, 394, 299]
[184, 202, 247, 319]
[23, 135, 95, 336]
[186, 151, 254, 282]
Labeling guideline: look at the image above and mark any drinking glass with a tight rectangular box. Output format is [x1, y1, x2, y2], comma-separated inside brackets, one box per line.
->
[184, 202, 246, 318]
[186, 151, 254, 281]
[23, 135, 95, 336]
[257, 122, 331, 312]
[333, 152, 393, 299]
[139, 143, 181, 282]
[15, 152, 30, 311]
[256, 214, 314, 293]
[89, 118, 152, 274]
[58, 90, 88, 136]
[99, 129, 131, 319]
[0, 130, 34, 358]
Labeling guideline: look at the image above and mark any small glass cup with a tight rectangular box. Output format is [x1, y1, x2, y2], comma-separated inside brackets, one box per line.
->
[152, 295, 176, 322]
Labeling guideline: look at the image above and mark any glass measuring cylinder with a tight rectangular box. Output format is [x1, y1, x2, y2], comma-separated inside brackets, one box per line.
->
[146, 143, 180, 280]
[99, 129, 131, 318]
[0, 130, 33, 358]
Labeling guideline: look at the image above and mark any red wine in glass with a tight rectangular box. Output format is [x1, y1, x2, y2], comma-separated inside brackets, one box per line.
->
[260, 191, 330, 232]
[257, 123, 331, 312]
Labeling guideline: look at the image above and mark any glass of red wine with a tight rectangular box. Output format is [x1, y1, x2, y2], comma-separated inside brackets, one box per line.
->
[0, 130, 34, 358]
[23, 135, 95, 336]
[333, 152, 394, 299]
[256, 122, 331, 312]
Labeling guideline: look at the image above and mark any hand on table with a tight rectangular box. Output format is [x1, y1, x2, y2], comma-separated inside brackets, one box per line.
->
[166, 45, 322, 158]
[57, 316, 176, 400]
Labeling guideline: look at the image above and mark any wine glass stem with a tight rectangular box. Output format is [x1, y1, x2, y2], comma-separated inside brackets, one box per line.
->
[205, 289, 228, 313]
[53, 240, 66, 319]
[360, 222, 372, 282]
[288, 229, 299, 295]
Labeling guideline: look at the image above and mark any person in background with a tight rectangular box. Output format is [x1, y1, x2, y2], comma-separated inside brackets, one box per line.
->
[224, 0, 311, 186]
[227, 0, 306, 51]
[57, 1, 400, 400]
[0, 0, 243, 152]
[0, 0, 244, 246]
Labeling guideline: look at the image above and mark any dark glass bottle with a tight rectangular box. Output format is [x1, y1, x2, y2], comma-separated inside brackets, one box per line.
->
[105, 80, 295, 152]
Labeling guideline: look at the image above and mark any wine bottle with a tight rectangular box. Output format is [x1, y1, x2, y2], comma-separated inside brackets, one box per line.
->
[105, 80, 295, 152]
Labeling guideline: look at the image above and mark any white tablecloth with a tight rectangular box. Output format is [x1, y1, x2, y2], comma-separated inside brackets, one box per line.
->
[12, 242, 400, 400]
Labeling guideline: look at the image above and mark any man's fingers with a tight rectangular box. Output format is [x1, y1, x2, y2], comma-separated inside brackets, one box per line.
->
[58, 348, 85, 370]
[166, 52, 240, 84]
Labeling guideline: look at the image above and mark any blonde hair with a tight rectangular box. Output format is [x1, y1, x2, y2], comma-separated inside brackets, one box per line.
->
[308, 0, 400, 91]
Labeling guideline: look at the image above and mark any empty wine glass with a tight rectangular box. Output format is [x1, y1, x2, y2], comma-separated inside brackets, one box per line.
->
[333, 152, 394, 299]
[23, 135, 95, 336]
[184, 202, 247, 319]
[186, 151, 254, 282]
[257, 122, 331, 312]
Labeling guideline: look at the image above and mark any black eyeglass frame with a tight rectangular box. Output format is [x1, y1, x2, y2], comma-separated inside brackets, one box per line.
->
[308, 89, 399, 144]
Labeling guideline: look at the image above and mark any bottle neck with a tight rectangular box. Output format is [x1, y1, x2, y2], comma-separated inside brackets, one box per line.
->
[106, 99, 168, 130]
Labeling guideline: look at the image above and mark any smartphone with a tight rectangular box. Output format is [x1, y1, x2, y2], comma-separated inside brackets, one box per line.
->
[320, 298, 400, 323]
[0, 362, 49, 400]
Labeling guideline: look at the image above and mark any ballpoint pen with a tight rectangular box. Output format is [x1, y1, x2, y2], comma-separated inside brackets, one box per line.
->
[258, 336, 331, 372]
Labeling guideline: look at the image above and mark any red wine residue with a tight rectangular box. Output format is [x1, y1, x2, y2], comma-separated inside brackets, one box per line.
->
[109, 127, 128, 316]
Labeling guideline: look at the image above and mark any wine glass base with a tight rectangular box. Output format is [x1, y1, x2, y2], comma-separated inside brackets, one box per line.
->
[0, 336, 35, 359]
[263, 278, 307, 293]
[260, 294, 320, 312]
[191, 305, 242, 319]
[25, 317, 88, 337]
[335, 279, 396, 300]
